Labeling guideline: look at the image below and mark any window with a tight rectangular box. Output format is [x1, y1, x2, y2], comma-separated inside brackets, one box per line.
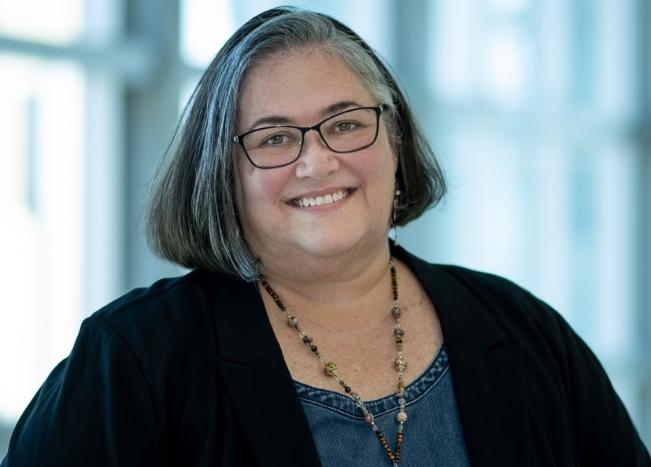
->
[0, 0, 125, 431]
[0, 54, 85, 420]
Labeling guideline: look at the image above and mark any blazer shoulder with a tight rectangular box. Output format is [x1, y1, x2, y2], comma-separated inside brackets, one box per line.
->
[438, 265, 540, 305]
[407, 256, 570, 346]
[92, 269, 209, 319]
[396, 245, 545, 315]
[437, 264, 558, 319]
[83, 268, 246, 360]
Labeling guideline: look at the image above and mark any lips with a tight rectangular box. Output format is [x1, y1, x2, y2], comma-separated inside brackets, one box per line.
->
[291, 189, 352, 208]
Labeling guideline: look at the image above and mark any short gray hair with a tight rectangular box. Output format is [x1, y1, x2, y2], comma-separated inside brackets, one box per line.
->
[146, 6, 446, 281]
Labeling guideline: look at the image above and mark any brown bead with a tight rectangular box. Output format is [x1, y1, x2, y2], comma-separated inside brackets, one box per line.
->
[302, 335, 312, 344]
[287, 316, 299, 328]
[310, 343, 318, 352]
[391, 305, 401, 319]
[394, 327, 405, 338]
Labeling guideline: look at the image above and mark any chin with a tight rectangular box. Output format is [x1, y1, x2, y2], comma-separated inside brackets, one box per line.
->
[296, 227, 383, 259]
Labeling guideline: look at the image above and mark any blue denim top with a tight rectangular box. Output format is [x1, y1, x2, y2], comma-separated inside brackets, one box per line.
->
[294, 345, 472, 466]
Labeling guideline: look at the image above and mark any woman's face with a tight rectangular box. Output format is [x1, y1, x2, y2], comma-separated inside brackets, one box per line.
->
[234, 49, 397, 266]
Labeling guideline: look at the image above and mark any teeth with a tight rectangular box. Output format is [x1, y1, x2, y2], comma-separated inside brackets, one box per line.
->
[297, 190, 349, 208]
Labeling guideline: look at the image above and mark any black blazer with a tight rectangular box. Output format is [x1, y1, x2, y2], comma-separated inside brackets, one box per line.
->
[2, 247, 650, 466]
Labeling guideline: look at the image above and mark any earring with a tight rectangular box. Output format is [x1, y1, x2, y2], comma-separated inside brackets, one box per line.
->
[390, 187, 401, 245]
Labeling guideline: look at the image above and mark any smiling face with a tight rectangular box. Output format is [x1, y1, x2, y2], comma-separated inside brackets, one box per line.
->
[234, 48, 397, 271]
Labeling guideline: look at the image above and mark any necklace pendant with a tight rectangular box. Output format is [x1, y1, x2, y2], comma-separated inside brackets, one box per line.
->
[394, 354, 408, 371]
[323, 361, 337, 377]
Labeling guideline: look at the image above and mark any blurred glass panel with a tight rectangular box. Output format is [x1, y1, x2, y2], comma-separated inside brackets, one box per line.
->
[181, 0, 235, 67]
[0, 54, 85, 421]
[480, 27, 533, 109]
[538, 0, 572, 108]
[427, 0, 478, 102]
[428, 0, 534, 109]
[592, 0, 637, 119]
[0, 0, 84, 44]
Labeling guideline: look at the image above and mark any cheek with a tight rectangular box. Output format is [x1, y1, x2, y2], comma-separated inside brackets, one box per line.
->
[235, 161, 292, 216]
[365, 146, 397, 191]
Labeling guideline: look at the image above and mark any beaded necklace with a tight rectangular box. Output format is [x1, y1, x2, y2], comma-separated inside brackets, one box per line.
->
[261, 259, 407, 466]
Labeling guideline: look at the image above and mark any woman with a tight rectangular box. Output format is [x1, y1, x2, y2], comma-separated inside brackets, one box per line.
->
[2, 6, 649, 467]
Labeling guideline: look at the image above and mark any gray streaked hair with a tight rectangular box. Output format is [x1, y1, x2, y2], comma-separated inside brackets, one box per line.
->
[146, 6, 446, 281]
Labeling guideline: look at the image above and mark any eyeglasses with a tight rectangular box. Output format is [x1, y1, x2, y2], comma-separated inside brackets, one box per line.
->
[233, 105, 384, 169]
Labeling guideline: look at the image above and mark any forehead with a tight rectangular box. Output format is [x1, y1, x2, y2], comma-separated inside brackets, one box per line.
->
[237, 49, 375, 129]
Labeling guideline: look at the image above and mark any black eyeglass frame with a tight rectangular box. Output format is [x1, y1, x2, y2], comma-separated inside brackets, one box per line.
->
[233, 105, 384, 169]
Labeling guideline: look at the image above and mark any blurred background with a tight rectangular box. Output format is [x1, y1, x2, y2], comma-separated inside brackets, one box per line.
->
[0, 0, 649, 456]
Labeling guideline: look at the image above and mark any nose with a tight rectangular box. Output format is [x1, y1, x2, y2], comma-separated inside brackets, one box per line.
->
[294, 129, 339, 180]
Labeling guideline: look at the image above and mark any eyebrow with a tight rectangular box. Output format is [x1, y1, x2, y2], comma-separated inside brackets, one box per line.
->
[246, 100, 363, 130]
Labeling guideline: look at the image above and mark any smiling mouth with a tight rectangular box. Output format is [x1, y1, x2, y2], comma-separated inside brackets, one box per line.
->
[292, 189, 352, 208]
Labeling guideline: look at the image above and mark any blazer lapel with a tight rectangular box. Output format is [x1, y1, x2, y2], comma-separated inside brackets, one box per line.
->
[399, 248, 530, 467]
[207, 275, 321, 467]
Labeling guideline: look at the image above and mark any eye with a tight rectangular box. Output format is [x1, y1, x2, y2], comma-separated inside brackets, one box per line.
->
[265, 134, 288, 145]
[334, 121, 359, 133]
[251, 130, 299, 149]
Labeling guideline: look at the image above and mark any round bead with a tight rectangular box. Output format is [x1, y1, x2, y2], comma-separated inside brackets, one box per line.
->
[394, 327, 405, 338]
[391, 305, 402, 319]
[309, 343, 318, 352]
[364, 412, 375, 424]
[396, 411, 408, 423]
[323, 361, 337, 377]
[398, 397, 406, 405]
[287, 316, 299, 328]
[302, 335, 313, 344]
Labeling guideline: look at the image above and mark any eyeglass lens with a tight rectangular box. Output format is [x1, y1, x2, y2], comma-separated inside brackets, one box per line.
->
[242, 107, 379, 168]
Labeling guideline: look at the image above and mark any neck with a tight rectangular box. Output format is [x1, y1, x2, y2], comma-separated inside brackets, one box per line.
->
[258, 240, 394, 324]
